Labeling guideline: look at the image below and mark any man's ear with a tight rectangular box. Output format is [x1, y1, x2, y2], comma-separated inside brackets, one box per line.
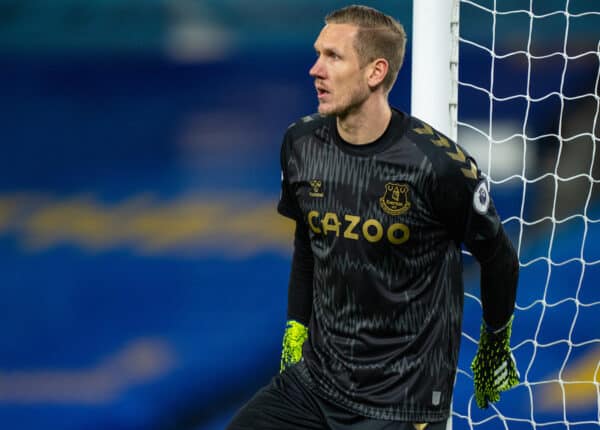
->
[366, 58, 389, 89]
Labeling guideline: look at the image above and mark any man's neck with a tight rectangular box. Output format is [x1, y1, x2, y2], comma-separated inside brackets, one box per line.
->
[336, 97, 392, 145]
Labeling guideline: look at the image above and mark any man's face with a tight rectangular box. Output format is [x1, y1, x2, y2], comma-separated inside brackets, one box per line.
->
[309, 23, 371, 117]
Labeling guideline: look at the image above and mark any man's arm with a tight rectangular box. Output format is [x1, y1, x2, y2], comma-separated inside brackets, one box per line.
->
[428, 145, 520, 409]
[468, 226, 519, 331]
[280, 221, 313, 372]
[468, 225, 520, 408]
[277, 128, 313, 372]
[286, 221, 314, 325]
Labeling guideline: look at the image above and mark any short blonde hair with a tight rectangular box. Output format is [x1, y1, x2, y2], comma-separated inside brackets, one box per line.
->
[326, 5, 407, 92]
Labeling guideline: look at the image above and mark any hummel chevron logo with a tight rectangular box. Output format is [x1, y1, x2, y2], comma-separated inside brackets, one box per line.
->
[461, 160, 478, 179]
[413, 123, 434, 136]
[413, 123, 450, 148]
[413, 122, 477, 179]
[446, 144, 466, 162]
[432, 135, 450, 148]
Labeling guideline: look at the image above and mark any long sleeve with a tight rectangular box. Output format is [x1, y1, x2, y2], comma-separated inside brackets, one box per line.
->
[429, 144, 519, 331]
[286, 221, 314, 325]
[469, 226, 519, 331]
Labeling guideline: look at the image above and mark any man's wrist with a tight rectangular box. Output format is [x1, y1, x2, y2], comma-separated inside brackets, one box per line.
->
[484, 315, 513, 335]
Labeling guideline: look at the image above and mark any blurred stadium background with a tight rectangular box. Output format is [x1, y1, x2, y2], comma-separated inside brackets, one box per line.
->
[0, 1, 598, 429]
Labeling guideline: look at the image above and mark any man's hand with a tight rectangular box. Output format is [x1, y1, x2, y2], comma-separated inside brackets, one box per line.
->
[471, 316, 519, 408]
[280, 320, 308, 373]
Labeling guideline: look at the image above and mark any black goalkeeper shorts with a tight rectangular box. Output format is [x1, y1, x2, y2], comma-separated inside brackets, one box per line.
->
[226, 363, 448, 430]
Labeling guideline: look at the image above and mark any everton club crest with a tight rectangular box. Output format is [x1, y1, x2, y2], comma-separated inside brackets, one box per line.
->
[309, 179, 324, 197]
[380, 182, 411, 216]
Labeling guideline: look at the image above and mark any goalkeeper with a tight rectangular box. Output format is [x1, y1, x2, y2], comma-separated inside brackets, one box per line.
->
[228, 4, 519, 430]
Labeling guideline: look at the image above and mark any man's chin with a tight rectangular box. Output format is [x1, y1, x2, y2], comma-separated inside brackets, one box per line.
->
[317, 103, 337, 116]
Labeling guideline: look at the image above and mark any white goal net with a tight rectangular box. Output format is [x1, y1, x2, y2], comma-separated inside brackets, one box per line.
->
[452, 0, 600, 429]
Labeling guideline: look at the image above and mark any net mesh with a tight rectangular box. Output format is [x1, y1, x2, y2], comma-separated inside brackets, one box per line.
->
[454, 1, 600, 428]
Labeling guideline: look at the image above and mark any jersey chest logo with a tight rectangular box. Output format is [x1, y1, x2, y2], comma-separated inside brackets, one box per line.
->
[309, 179, 324, 198]
[380, 182, 411, 216]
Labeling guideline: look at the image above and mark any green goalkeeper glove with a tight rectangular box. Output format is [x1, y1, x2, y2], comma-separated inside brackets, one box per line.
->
[471, 316, 519, 408]
[280, 320, 308, 373]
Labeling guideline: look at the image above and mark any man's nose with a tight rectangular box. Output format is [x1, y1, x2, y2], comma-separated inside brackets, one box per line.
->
[309, 58, 324, 78]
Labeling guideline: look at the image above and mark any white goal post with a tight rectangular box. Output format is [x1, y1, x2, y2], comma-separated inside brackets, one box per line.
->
[411, 1, 600, 429]
[411, 0, 459, 142]
[411, 3, 459, 430]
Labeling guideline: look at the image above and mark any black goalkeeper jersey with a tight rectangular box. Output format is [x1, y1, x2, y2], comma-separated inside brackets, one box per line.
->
[277, 109, 501, 422]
